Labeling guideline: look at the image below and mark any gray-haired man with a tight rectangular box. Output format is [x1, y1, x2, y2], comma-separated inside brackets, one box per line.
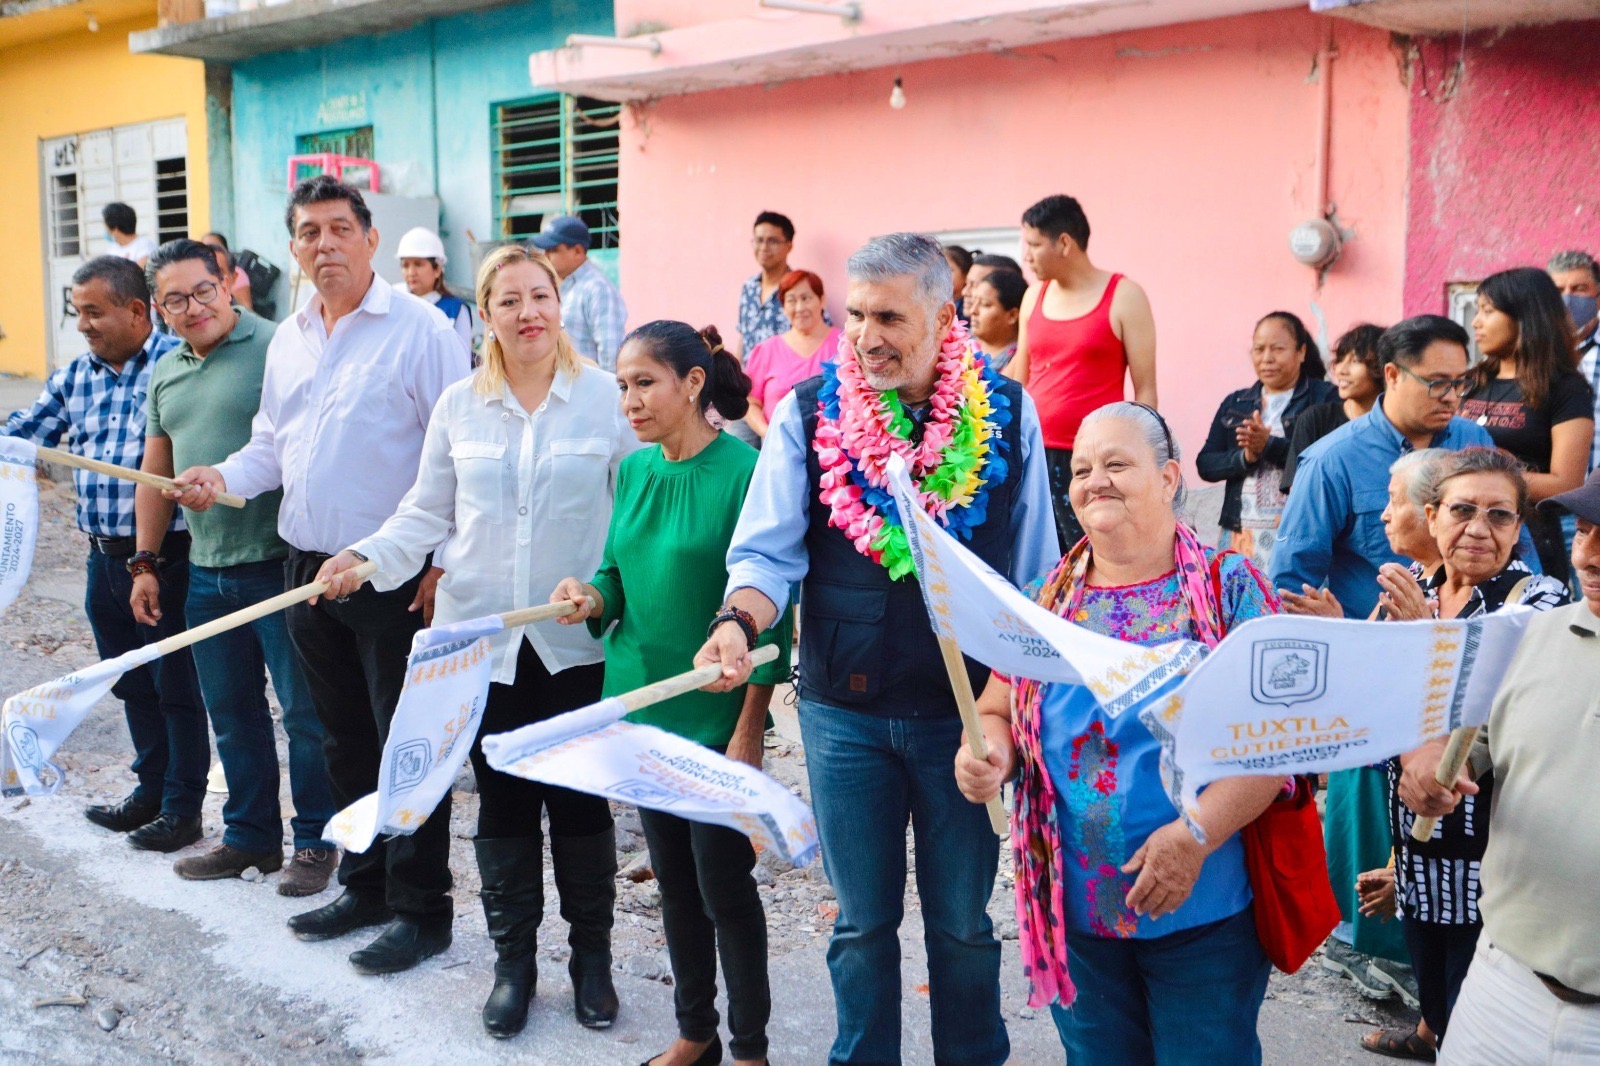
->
[697, 234, 1058, 1064]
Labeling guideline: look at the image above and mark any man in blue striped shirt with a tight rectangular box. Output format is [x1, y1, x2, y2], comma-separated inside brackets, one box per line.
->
[3, 256, 207, 852]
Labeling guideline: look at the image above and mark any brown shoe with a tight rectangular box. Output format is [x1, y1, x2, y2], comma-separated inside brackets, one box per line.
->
[277, 848, 338, 897]
[174, 843, 284, 881]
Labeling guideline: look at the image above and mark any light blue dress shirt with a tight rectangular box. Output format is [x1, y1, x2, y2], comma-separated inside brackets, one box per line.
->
[1269, 396, 1538, 619]
[724, 388, 1060, 619]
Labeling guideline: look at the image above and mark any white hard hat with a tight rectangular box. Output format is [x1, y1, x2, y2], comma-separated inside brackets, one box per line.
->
[396, 227, 447, 263]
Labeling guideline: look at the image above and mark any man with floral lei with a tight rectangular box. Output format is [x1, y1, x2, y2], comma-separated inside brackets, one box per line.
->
[696, 232, 1057, 1065]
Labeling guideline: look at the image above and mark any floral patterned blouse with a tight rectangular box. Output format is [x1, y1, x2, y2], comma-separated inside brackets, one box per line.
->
[1037, 555, 1275, 938]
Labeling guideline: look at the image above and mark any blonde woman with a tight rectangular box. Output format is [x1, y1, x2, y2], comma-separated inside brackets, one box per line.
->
[318, 245, 638, 1039]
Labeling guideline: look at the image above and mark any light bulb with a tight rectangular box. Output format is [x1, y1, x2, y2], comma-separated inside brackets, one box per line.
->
[889, 77, 906, 110]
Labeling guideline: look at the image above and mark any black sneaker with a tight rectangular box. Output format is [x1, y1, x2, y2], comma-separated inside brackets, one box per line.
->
[126, 815, 203, 853]
[84, 795, 160, 833]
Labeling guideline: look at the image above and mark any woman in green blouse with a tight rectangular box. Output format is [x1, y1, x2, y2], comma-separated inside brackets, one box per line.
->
[552, 320, 788, 1066]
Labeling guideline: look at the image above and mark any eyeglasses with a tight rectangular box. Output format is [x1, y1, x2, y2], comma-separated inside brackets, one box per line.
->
[1442, 502, 1521, 529]
[158, 281, 221, 316]
[1396, 364, 1474, 399]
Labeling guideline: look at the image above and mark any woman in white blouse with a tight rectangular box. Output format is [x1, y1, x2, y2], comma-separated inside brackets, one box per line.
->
[317, 244, 637, 1040]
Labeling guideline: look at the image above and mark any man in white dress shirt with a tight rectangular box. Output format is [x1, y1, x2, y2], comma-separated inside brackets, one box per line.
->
[175, 176, 469, 974]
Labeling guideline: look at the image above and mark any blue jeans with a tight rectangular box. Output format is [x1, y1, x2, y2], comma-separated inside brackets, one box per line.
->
[84, 538, 208, 817]
[1050, 907, 1271, 1065]
[797, 700, 1008, 1066]
[187, 560, 334, 851]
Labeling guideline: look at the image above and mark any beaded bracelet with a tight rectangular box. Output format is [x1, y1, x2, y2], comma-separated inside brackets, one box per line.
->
[125, 550, 159, 578]
[707, 605, 758, 651]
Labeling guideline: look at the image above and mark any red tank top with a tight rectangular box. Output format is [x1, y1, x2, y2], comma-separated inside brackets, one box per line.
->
[1026, 274, 1128, 450]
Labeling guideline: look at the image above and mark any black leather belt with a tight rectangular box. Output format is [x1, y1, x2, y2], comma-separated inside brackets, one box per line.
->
[87, 534, 136, 556]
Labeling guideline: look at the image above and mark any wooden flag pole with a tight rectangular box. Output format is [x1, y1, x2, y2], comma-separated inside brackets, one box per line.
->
[937, 634, 1009, 836]
[497, 601, 579, 628]
[39, 447, 247, 510]
[616, 644, 780, 714]
[148, 561, 378, 658]
[1410, 725, 1480, 842]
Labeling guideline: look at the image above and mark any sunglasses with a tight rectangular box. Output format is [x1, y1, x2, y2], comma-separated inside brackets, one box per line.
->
[1441, 502, 1521, 529]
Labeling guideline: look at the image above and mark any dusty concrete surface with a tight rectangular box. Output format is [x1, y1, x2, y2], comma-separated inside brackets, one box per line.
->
[0, 473, 1415, 1064]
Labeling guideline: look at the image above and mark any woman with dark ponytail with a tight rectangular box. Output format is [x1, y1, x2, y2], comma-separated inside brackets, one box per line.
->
[551, 319, 788, 1066]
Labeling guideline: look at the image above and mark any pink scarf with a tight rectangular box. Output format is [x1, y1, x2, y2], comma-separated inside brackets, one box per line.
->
[1008, 523, 1253, 1007]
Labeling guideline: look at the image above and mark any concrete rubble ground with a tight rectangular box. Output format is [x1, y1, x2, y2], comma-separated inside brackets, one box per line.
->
[0, 378, 1414, 1063]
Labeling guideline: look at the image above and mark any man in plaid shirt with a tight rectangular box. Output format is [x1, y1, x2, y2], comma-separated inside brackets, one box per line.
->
[4, 256, 207, 852]
[532, 215, 627, 372]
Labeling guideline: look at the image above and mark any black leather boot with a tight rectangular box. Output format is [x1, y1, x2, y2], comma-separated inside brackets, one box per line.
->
[551, 826, 620, 1029]
[474, 835, 544, 1039]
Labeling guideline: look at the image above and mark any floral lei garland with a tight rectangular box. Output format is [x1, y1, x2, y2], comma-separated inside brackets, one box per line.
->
[814, 320, 1012, 579]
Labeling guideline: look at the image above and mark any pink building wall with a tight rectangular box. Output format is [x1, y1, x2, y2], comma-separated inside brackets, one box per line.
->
[1404, 22, 1600, 315]
[615, 8, 1409, 464]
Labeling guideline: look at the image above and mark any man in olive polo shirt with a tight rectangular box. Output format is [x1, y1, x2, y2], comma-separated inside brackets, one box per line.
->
[132, 239, 337, 896]
[1403, 468, 1600, 1064]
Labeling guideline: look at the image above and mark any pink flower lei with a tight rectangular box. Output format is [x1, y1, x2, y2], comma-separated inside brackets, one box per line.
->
[814, 320, 979, 561]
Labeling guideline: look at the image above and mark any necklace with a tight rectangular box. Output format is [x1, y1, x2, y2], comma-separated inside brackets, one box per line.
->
[814, 321, 1012, 578]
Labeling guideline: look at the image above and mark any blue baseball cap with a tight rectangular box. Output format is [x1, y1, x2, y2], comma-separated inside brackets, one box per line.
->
[531, 215, 591, 250]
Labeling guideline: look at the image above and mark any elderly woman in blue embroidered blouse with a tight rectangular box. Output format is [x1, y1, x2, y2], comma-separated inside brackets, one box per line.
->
[955, 402, 1285, 1065]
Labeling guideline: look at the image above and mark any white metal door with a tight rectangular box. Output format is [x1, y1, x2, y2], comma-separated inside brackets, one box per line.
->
[39, 117, 188, 370]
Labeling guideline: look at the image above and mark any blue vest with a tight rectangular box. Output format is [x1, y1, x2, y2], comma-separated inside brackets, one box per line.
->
[794, 374, 1025, 718]
[436, 294, 467, 324]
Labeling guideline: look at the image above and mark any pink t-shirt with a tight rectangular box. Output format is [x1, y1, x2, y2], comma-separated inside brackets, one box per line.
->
[745, 328, 842, 413]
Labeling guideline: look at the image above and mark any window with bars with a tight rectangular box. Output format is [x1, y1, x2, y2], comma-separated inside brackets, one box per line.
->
[49, 173, 82, 258]
[492, 95, 620, 249]
[155, 156, 189, 244]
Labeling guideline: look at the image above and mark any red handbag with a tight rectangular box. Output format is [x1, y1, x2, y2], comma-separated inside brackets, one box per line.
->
[1210, 553, 1341, 973]
[1240, 777, 1341, 972]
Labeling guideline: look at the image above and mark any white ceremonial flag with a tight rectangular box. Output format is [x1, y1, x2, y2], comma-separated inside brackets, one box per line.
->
[1139, 608, 1535, 838]
[325, 615, 502, 853]
[482, 703, 821, 868]
[884, 456, 1538, 839]
[2, 644, 162, 797]
[885, 454, 1202, 718]
[0, 437, 39, 616]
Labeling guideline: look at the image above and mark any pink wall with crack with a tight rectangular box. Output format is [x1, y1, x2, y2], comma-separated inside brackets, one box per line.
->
[1404, 22, 1600, 314]
[614, 8, 1410, 462]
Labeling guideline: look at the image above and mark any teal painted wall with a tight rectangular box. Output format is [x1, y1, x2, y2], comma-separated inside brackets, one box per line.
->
[228, 0, 610, 297]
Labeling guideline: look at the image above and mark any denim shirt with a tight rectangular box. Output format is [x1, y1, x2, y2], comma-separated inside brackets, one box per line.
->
[1268, 398, 1538, 619]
